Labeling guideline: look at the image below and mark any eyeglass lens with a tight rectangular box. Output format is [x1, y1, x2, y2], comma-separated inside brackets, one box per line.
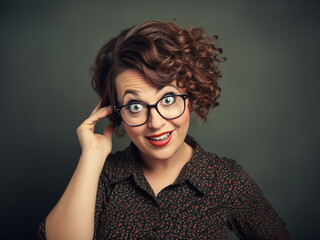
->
[120, 95, 186, 126]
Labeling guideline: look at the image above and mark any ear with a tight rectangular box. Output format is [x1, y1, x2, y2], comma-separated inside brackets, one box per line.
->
[187, 102, 193, 112]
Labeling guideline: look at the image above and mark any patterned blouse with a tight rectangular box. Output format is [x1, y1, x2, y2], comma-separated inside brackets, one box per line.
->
[37, 135, 291, 239]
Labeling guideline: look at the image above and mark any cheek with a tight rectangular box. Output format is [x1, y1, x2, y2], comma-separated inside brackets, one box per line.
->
[124, 124, 144, 139]
[172, 108, 190, 128]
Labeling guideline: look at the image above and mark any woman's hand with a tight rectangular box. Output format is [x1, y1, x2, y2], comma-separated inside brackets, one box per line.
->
[76, 101, 115, 158]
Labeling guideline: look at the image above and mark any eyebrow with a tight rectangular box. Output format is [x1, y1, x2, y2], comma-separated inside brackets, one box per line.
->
[122, 84, 179, 102]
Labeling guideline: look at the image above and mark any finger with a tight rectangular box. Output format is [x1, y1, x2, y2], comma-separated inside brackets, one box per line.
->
[91, 100, 103, 115]
[84, 106, 113, 126]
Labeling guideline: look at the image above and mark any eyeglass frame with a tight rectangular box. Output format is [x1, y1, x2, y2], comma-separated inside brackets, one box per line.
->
[114, 93, 189, 127]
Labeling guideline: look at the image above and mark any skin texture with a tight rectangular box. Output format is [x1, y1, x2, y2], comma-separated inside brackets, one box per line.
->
[115, 70, 194, 194]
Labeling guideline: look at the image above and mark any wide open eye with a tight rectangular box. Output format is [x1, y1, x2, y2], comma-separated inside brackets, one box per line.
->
[127, 103, 144, 113]
[161, 96, 175, 106]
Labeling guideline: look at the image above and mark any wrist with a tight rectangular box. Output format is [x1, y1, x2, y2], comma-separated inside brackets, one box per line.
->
[80, 149, 109, 167]
[81, 148, 109, 158]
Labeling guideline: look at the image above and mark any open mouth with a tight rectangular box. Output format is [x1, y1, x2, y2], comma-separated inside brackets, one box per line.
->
[146, 132, 172, 141]
[145, 131, 174, 147]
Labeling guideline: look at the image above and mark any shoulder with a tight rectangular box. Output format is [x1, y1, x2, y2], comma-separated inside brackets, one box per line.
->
[205, 150, 254, 185]
[99, 144, 136, 185]
[197, 151, 263, 207]
[186, 135, 245, 179]
[209, 153, 244, 178]
[105, 146, 131, 168]
[186, 135, 253, 192]
[192, 143, 243, 178]
[202, 151, 247, 184]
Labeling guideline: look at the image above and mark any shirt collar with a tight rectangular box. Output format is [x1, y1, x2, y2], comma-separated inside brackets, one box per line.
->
[174, 135, 215, 196]
[105, 135, 215, 196]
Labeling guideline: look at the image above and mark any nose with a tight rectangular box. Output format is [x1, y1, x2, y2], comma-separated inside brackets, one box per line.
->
[147, 107, 166, 129]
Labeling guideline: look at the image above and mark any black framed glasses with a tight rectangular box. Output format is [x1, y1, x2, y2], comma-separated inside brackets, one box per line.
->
[114, 93, 188, 127]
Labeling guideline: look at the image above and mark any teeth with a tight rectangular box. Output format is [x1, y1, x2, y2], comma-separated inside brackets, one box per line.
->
[149, 132, 171, 141]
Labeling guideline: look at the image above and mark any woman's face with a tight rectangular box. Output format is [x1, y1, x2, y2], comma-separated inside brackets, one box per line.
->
[115, 69, 191, 162]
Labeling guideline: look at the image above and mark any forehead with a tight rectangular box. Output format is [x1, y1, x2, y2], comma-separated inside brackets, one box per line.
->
[115, 69, 183, 100]
[115, 69, 154, 92]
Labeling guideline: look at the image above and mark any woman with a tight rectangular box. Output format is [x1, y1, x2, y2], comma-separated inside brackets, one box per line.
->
[38, 20, 291, 239]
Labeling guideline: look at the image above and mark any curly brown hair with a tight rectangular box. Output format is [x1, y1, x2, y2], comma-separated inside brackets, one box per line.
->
[91, 20, 225, 128]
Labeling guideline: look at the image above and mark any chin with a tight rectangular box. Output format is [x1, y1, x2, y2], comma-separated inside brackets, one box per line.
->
[142, 148, 177, 161]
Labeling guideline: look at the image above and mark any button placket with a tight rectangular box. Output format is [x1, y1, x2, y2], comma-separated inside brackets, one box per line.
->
[156, 192, 169, 235]
[147, 199, 161, 237]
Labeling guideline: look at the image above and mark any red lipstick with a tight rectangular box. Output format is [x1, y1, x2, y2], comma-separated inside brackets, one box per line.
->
[145, 130, 174, 147]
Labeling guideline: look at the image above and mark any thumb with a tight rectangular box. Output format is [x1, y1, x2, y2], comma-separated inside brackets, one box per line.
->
[103, 124, 116, 138]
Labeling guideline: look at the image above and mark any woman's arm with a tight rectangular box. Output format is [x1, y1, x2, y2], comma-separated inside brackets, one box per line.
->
[44, 103, 115, 240]
[45, 151, 105, 240]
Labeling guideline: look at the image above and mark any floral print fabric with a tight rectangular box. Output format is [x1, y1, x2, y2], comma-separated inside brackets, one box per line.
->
[37, 135, 290, 239]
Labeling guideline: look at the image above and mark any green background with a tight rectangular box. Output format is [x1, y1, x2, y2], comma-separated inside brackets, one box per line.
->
[1, 0, 319, 239]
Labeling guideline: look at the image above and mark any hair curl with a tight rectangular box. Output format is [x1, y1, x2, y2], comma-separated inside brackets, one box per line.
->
[91, 20, 225, 129]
